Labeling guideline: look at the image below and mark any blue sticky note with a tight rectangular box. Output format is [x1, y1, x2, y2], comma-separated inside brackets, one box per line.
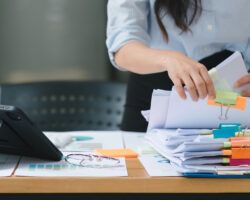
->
[213, 123, 241, 138]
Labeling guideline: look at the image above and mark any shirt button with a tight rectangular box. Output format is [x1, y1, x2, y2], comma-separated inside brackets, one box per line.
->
[207, 24, 213, 31]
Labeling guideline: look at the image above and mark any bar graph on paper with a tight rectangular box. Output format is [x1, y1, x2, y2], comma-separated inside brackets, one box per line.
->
[28, 163, 81, 171]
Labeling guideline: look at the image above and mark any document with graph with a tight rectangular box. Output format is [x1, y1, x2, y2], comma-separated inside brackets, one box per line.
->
[14, 151, 128, 177]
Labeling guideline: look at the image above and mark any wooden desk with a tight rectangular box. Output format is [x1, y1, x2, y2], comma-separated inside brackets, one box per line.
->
[0, 159, 250, 194]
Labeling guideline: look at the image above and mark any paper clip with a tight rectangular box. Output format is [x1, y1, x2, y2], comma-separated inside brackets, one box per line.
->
[219, 104, 230, 120]
[235, 126, 250, 137]
[208, 96, 247, 121]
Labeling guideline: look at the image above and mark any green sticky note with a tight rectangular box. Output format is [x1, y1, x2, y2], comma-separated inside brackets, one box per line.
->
[223, 141, 232, 148]
[215, 90, 238, 105]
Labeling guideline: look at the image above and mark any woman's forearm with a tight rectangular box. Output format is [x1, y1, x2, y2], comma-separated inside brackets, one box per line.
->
[114, 41, 168, 74]
[115, 41, 216, 100]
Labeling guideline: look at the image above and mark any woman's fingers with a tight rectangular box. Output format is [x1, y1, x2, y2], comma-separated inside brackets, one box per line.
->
[166, 52, 217, 101]
[172, 77, 186, 99]
[242, 89, 250, 97]
[234, 74, 250, 88]
[182, 75, 198, 101]
[190, 70, 207, 99]
[198, 65, 216, 99]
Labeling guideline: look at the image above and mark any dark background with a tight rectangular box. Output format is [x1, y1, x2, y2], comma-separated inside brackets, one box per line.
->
[0, 0, 128, 84]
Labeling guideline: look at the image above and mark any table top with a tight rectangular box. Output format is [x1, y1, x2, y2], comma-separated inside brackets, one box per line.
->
[1, 158, 250, 194]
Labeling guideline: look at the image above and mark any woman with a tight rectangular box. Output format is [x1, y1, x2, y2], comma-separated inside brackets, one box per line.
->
[106, 0, 250, 132]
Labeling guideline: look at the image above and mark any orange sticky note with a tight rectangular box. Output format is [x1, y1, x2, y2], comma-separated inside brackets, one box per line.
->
[95, 149, 138, 158]
[231, 148, 250, 159]
[208, 96, 247, 110]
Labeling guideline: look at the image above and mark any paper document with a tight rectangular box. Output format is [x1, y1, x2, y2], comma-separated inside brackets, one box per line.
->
[147, 90, 170, 131]
[122, 132, 156, 155]
[139, 154, 180, 176]
[123, 132, 179, 176]
[15, 152, 128, 177]
[165, 88, 250, 128]
[209, 51, 250, 93]
[146, 128, 250, 175]
[45, 131, 124, 152]
[0, 154, 19, 177]
[146, 52, 250, 130]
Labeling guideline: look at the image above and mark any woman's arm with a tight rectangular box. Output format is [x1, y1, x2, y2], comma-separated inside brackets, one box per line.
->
[106, 0, 215, 101]
[115, 41, 216, 101]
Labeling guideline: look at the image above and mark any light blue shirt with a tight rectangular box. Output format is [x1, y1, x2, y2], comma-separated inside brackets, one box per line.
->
[106, 0, 250, 70]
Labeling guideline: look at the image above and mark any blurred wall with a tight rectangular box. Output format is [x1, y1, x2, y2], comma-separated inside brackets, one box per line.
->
[0, 0, 116, 83]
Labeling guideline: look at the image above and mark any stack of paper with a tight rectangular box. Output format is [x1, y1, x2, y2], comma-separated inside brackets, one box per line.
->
[146, 128, 250, 176]
[144, 51, 250, 177]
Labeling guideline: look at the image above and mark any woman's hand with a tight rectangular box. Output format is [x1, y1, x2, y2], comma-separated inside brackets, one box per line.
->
[163, 51, 216, 101]
[234, 74, 250, 96]
[114, 42, 216, 101]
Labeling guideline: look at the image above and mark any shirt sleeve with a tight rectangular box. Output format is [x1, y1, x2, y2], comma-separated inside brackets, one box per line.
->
[106, 0, 151, 70]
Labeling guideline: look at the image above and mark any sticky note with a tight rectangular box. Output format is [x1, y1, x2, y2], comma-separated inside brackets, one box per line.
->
[95, 149, 138, 158]
[208, 96, 247, 110]
[231, 148, 250, 159]
[213, 123, 241, 139]
[215, 90, 238, 105]
[222, 150, 232, 156]
[230, 140, 250, 148]
[230, 159, 250, 166]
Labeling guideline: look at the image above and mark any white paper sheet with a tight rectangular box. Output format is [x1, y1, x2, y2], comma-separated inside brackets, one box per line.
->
[139, 154, 180, 176]
[15, 152, 128, 177]
[0, 154, 20, 177]
[44, 131, 124, 152]
[165, 88, 250, 128]
[211, 51, 250, 93]
[147, 90, 170, 131]
[122, 132, 157, 155]
[123, 132, 180, 176]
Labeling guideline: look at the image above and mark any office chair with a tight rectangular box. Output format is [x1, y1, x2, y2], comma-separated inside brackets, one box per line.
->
[0, 81, 126, 131]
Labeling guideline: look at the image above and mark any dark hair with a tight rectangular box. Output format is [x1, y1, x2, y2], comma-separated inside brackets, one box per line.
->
[154, 0, 202, 41]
